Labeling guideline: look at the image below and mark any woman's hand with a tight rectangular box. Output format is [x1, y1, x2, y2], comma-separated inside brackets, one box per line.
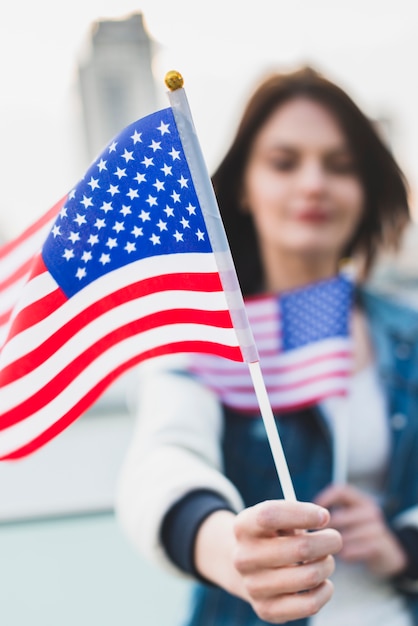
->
[315, 484, 408, 577]
[194, 500, 342, 624]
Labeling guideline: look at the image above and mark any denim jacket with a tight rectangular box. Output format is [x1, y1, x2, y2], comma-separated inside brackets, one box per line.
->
[186, 289, 418, 626]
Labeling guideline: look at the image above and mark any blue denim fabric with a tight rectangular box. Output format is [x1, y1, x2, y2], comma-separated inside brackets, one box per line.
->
[185, 289, 418, 626]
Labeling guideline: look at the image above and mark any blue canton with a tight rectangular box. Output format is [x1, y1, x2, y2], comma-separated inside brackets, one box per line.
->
[42, 109, 213, 298]
[280, 276, 354, 350]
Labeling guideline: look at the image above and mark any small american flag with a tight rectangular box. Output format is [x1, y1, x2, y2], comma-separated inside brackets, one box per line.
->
[0, 107, 248, 460]
[189, 275, 354, 413]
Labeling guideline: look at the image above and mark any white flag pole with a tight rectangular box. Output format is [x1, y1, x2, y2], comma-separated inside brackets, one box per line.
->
[165, 71, 296, 502]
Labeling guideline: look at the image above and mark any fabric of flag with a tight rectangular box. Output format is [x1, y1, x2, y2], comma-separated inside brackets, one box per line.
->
[0, 199, 63, 346]
[188, 275, 354, 413]
[0, 107, 245, 461]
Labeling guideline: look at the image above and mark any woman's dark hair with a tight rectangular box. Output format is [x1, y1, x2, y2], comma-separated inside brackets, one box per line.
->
[212, 66, 410, 296]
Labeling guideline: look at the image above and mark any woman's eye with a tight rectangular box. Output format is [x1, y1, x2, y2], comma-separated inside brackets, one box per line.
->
[270, 159, 296, 171]
[326, 159, 357, 174]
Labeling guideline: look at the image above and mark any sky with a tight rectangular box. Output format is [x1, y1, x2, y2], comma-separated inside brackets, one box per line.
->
[1, 0, 418, 238]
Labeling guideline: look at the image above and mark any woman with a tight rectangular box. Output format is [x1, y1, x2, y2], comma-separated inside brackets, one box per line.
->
[116, 67, 418, 625]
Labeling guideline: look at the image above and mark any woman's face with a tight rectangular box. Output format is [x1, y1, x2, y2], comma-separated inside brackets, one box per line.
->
[242, 97, 364, 267]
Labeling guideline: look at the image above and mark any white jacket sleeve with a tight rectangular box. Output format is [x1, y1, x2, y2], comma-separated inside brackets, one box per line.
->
[115, 357, 245, 577]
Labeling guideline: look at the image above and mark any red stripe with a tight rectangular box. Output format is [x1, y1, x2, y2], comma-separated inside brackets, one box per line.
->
[0, 340, 242, 460]
[0, 197, 65, 260]
[202, 368, 350, 396]
[0, 258, 33, 292]
[222, 390, 347, 416]
[0, 308, 239, 426]
[8, 260, 225, 337]
[191, 349, 351, 377]
[0, 309, 12, 328]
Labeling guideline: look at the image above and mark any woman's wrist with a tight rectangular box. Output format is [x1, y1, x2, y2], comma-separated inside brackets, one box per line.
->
[194, 509, 246, 598]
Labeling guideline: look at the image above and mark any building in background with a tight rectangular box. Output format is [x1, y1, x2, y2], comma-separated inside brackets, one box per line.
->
[78, 12, 159, 161]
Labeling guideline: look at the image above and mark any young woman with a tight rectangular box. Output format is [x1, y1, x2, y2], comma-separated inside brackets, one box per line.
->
[116, 67, 418, 625]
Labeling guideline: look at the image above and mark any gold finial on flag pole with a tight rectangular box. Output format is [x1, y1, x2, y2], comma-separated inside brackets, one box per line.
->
[165, 70, 184, 91]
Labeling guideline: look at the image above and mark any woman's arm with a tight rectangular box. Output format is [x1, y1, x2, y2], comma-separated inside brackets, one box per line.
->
[115, 359, 244, 574]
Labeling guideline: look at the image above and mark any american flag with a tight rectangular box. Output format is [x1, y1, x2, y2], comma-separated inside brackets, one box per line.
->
[189, 275, 354, 413]
[0, 107, 248, 461]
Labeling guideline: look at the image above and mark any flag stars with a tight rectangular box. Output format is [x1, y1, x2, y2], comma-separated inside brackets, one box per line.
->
[59, 206, 68, 218]
[169, 147, 180, 160]
[180, 217, 190, 229]
[149, 233, 161, 245]
[122, 149, 134, 162]
[171, 191, 181, 203]
[153, 179, 165, 192]
[157, 121, 170, 135]
[146, 195, 158, 207]
[94, 218, 106, 230]
[139, 209, 151, 222]
[131, 130, 142, 144]
[81, 250, 93, 262]
[161, 163, 173, 176]
[88, 177, 100, 190]
[68, 189, 76, 199]
[114, 167, 127, 179]
[87, 234, 99, 246]
[149, 139, 162, 152]
[141, 156, 154, 168]
[76, 267, 87, 280]
[126, 188, 139, 200]
[106, 237, 118, 249]
[80, 195, 93, 208]
[185, 203, 196, 215]
[125, 241, 136, 253]
[178, 175, 188, 188]
[74, 214, 87, 226]
[131, 225, 143, 237]
[120, 205, 132, 216]
[108, 141, 118, 152]
[113, 221, 125, 233]
[100, 201, 113, 213]
[68, 231, 81, 243]
[99, 253, 111, 265]
[156, 219, 167, 231]
[107, 184, 120, 196]
[97, 158, 107, 171]
[52, 225, 61, 238]
[173, 231, 183, 242]
[196, 229, 205, 241]
[63, 248, 75, 260]
[134, 172, 146, 184]
[164, 205, 175, 217]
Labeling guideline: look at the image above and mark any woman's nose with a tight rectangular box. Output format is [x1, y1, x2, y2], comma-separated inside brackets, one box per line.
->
[297, 162, 327, 194]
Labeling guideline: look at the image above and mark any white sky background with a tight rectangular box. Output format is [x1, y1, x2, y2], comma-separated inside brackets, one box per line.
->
[1, 0, 418, 238]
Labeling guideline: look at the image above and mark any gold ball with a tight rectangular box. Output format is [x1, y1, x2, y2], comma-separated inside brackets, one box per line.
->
[165, 70, 184, 91]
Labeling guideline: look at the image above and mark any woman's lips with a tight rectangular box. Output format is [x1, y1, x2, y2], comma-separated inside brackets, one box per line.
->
[295, 209, 330, 224]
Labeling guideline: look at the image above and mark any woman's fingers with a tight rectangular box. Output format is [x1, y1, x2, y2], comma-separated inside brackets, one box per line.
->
[251, 579, 335, 624]
[235, 499, 331, 538]
[233, 528, 342, 572]
[243, 554, 336, 599]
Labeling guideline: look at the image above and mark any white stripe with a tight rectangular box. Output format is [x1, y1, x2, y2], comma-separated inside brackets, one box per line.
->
[0, 287, 238, 406]
[220, 376, 348, 411]
[0, 276, 30, 317]
[0, 220, 52, 282]
[193, 354, 351, 388]
[0, 322, 240, 456]
[1, 252, 226, 364]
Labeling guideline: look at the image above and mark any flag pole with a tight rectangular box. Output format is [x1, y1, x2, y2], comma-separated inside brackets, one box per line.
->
[165, 71, 296, 502]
